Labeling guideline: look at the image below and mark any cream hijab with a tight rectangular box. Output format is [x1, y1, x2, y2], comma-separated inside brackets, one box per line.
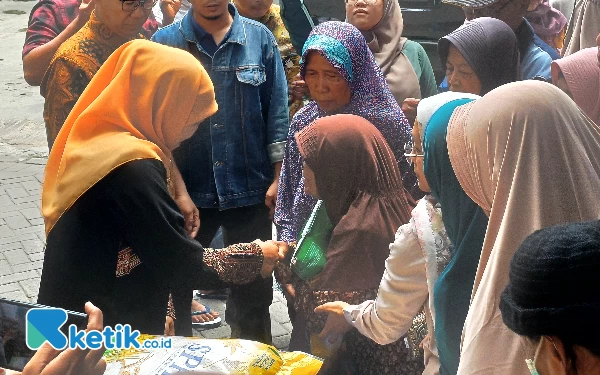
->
[43, 40, 217, 234]
[357, 0, 421, 104]
[562, 0, 600, 56]
[447, 81, 600, 374]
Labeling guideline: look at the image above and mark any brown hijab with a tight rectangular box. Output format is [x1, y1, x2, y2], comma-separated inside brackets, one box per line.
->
[295, 114, 412, 292]
[358, 0, 421, 104]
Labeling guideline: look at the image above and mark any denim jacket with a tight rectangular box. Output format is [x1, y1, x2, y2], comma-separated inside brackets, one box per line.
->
[152, 4, 289, 209]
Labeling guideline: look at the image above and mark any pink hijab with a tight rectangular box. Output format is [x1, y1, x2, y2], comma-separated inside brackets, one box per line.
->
[447, 81, 600, 374]
[552, 47, 600, 125]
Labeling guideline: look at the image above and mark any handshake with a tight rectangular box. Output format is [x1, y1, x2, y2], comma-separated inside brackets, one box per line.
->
[252, 240, 290, 278]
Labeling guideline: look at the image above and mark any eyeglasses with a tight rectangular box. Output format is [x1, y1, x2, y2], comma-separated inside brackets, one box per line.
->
[121, 0, 157, 11]
[345, 0, 378, 5]
[404, 140, 424, 164]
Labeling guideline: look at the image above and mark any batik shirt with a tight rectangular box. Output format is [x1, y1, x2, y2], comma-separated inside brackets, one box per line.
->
[40, 12, 141, 149]
[23, 0, 157, 57]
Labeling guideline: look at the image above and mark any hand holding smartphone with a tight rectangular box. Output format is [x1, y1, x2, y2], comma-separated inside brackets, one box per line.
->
[0, 298, 87, 372]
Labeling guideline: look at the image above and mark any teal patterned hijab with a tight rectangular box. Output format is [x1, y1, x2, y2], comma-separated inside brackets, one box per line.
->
[423, 98, 488, 375]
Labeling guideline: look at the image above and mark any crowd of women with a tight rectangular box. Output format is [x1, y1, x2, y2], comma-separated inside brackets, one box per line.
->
[19, 0, 600, 374]
[271, 2, 600, 374]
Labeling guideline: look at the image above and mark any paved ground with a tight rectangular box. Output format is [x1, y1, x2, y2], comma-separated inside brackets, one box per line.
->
[0, 0, 292, 350]
[0, 154, 46, 304]
[0, 0, 48, 157]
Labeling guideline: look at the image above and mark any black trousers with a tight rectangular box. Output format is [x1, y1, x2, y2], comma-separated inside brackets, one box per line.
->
[196, 204, 274, 344]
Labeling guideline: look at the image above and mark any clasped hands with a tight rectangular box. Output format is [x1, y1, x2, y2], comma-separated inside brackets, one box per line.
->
[253, 240, 289, 278]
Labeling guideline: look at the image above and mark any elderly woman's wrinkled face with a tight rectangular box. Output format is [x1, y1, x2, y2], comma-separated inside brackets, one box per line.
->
[410, 123, 430, 192]
[345, 0, 384, 31]
[234, 0, 273, 19]
[304, 52, 352, 113]
[446, 45, 482, 95]
[302, 161, 320, 198]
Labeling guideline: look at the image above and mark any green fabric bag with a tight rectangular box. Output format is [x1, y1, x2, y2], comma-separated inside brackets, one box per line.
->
[291, 200, 333, 280]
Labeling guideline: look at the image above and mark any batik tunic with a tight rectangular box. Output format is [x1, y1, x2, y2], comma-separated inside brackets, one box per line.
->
[274, 22, 416, 243]
[38, 160, 263, 336]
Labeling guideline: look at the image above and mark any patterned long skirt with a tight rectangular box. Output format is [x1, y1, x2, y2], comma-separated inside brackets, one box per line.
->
[293, 282, 425, 375]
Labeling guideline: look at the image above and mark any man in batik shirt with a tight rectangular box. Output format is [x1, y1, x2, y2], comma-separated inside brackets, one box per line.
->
[22, 0, 159, 86]
[40, 0, 153, 150]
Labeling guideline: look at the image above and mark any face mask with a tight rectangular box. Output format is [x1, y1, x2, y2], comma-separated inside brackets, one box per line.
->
[527, 336, 567, 375]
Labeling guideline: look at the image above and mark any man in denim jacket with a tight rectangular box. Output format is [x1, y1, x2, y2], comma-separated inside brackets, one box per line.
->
[152, 0, 289, 344]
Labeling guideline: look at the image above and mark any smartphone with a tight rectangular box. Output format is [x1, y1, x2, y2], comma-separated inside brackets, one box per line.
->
[0, 298, 87, 372]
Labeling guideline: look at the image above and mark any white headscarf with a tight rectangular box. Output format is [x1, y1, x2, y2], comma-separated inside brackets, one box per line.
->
[416, 92, 481, 142]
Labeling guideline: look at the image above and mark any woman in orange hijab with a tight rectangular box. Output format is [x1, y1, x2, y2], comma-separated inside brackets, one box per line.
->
[37, 40, 284, 336]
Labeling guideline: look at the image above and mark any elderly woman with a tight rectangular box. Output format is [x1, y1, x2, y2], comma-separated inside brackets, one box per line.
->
[315, 92, 484, 375]
[37, 40, 284, 337]
[438, 17, 520, 95]
[316, 21, 521, 374]
[551, 47, 600, 124]
[288, 114, 422, 374]
[447, 81, 600, 374]
[403, 17, 520, 122]
[275, 21, 417, 247]
[345, 0, 437, 103]
[500, 221, 600, 375]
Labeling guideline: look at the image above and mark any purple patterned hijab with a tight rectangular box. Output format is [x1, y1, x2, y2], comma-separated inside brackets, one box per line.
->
[274, 21, 415, 243]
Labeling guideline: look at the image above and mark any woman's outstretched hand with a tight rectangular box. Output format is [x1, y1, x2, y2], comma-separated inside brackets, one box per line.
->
[314, 301, 353, 344]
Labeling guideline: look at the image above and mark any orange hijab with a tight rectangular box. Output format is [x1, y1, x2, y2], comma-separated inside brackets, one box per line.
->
[42, 39, 218, 235]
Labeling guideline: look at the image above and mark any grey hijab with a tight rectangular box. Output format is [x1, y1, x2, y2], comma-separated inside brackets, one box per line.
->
[438, 17, 521, 95]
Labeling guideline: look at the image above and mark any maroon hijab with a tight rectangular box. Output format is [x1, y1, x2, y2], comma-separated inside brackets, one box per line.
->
[295, 114, 412, 292]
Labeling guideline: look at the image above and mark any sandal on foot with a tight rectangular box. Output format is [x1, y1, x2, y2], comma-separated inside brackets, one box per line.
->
[191, 306, 222, 328]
